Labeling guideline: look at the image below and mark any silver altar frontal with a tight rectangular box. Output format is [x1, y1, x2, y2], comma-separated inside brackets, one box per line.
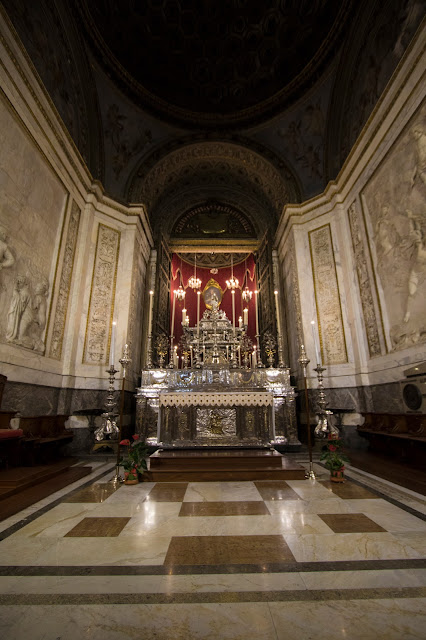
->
[136, 367, 300, 449]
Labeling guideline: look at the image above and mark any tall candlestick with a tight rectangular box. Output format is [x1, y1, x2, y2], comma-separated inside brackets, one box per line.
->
[311, 320, 321, 364]
[254, 290, 259, 336]
[171, 290, 176, 337]
[238, 316, 243, 329]
[148, 290, 154, 336]
[109, 321, 116, 366]
[197, 291, 201, 336]
[182, 308, 187, 325]
[232, 289, 236, 335]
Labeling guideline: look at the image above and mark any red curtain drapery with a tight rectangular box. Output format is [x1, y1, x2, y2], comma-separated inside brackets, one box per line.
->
[170, 254, 257, 357]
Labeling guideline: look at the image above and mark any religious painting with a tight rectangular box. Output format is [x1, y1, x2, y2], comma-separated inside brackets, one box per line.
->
[202, 279, 223, 310]
[361, 98, 426, 351]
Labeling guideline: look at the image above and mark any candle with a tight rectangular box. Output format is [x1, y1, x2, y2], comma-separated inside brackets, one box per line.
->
[254, 290, 259, 336]
[253, 346, 257, 368]
[232, 289, 236, 335]
[173, 346, 178, 368]
[238, 346, 241, 367]
[109, 321, 116, 366]
[311, 320, 321, 364]
[182, 308, 187, 325]
[226, 345, 229, 360]
[171, 289, 176, 337]
[190, 346, 193, 368]
[148, 290, 154, 336]
[274, 290, 282, 337]
[197, 291, 201, 336]
[238, 316, 243, 329]
[243, 307, 248, 326]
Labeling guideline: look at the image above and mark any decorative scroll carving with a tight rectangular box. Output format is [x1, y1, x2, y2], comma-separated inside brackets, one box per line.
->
[347, 201, 382, 358]
[49, 201, 81, 360]
[126, 236, 146, 375]
[286, 239, 303, 351]
[83, 224, 120, 364]
[309, 224, 347, 365]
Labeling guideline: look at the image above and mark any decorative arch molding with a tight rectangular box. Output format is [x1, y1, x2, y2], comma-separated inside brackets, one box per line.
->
[126, 140, 300, 227]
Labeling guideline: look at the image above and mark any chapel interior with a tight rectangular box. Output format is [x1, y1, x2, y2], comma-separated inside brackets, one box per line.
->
[0, 2, 425, 639]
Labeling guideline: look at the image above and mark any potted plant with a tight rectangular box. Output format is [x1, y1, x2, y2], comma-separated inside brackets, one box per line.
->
[119, 434, 148, 484]
[320, 433, 350, 482]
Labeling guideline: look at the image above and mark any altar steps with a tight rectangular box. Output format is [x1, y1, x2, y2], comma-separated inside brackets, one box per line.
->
[148, 449, 306, 481]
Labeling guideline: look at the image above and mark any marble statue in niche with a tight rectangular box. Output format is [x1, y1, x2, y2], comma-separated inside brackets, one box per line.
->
[362, 100, 426, 350]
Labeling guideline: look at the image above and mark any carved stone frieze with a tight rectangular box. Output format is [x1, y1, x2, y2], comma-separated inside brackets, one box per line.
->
[309, 224, 348, 365]
[49, 201, 81, 360]
[83, 223, 120, 364]
[347, 201, 382, 358]
[285, 238, 303, 356]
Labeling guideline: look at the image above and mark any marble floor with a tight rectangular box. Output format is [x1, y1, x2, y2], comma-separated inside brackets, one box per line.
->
[0, 459, 425, 639]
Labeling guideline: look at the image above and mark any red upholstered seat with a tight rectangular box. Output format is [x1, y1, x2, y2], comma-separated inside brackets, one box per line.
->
[0, 429, 24, 439]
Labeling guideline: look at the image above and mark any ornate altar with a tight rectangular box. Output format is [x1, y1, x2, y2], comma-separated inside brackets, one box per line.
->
[136, 366, 300, 449]
[136, 285, 300, 449]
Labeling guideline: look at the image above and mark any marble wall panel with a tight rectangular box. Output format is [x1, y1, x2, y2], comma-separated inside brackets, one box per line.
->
[1, 381, 61, 416]
[347, 201, 383, 358]
[126, 235, 147, 378]
[82, 223, 121, 365]
[282, 234, 303, 371]
[361, 98, 426, 352]
[0, 95, 67, 355]
[49, 200, 81, 360]
[309, 224, 348, 365]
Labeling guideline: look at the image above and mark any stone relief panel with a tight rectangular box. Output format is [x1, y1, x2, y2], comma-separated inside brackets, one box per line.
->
[361, 99, 426, 351]
[126, 236, 147, 377]
[0, 97, 66, 354]
[309, 224, 348, 365]
[83, 224, 120, 364]
[282, 237, 303, 370]
[347, 201, 382, 358]
[49, 201, 81, 360]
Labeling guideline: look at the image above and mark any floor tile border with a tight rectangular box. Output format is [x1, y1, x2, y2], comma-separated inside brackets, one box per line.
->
[0, 586, 425, 606]
[1, 559, 425, 577]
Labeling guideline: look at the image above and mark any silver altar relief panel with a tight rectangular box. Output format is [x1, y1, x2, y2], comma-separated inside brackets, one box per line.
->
[49, 200, 81, 360]
[347, 201, 382, 358]
[361, 99, 426, 352]
[83, 223, 120, 364]
[309, 224, 348, 365]
[197, 408, 237, 439]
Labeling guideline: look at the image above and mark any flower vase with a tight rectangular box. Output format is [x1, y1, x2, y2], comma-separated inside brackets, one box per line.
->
[124, 470, 139, 485]
[330, 469, 345, 483]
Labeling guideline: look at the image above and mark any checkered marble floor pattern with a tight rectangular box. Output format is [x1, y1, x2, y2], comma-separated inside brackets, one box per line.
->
[0, 460, 425, 639]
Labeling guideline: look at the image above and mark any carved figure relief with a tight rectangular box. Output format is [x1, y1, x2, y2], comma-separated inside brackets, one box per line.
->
[347, 202, 382, 357]
[309, 225, 347, 365]
[49, 201, 81, 360]
[362, 100, 426, 351]
[0, 225, 15, 289]
[83, 224, 120, 364]
[5, 275, 49, 353]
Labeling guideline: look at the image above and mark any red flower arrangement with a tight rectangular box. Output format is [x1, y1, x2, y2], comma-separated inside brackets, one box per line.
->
[119, 434, 148, 479]
[320, 433, 350, 472]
